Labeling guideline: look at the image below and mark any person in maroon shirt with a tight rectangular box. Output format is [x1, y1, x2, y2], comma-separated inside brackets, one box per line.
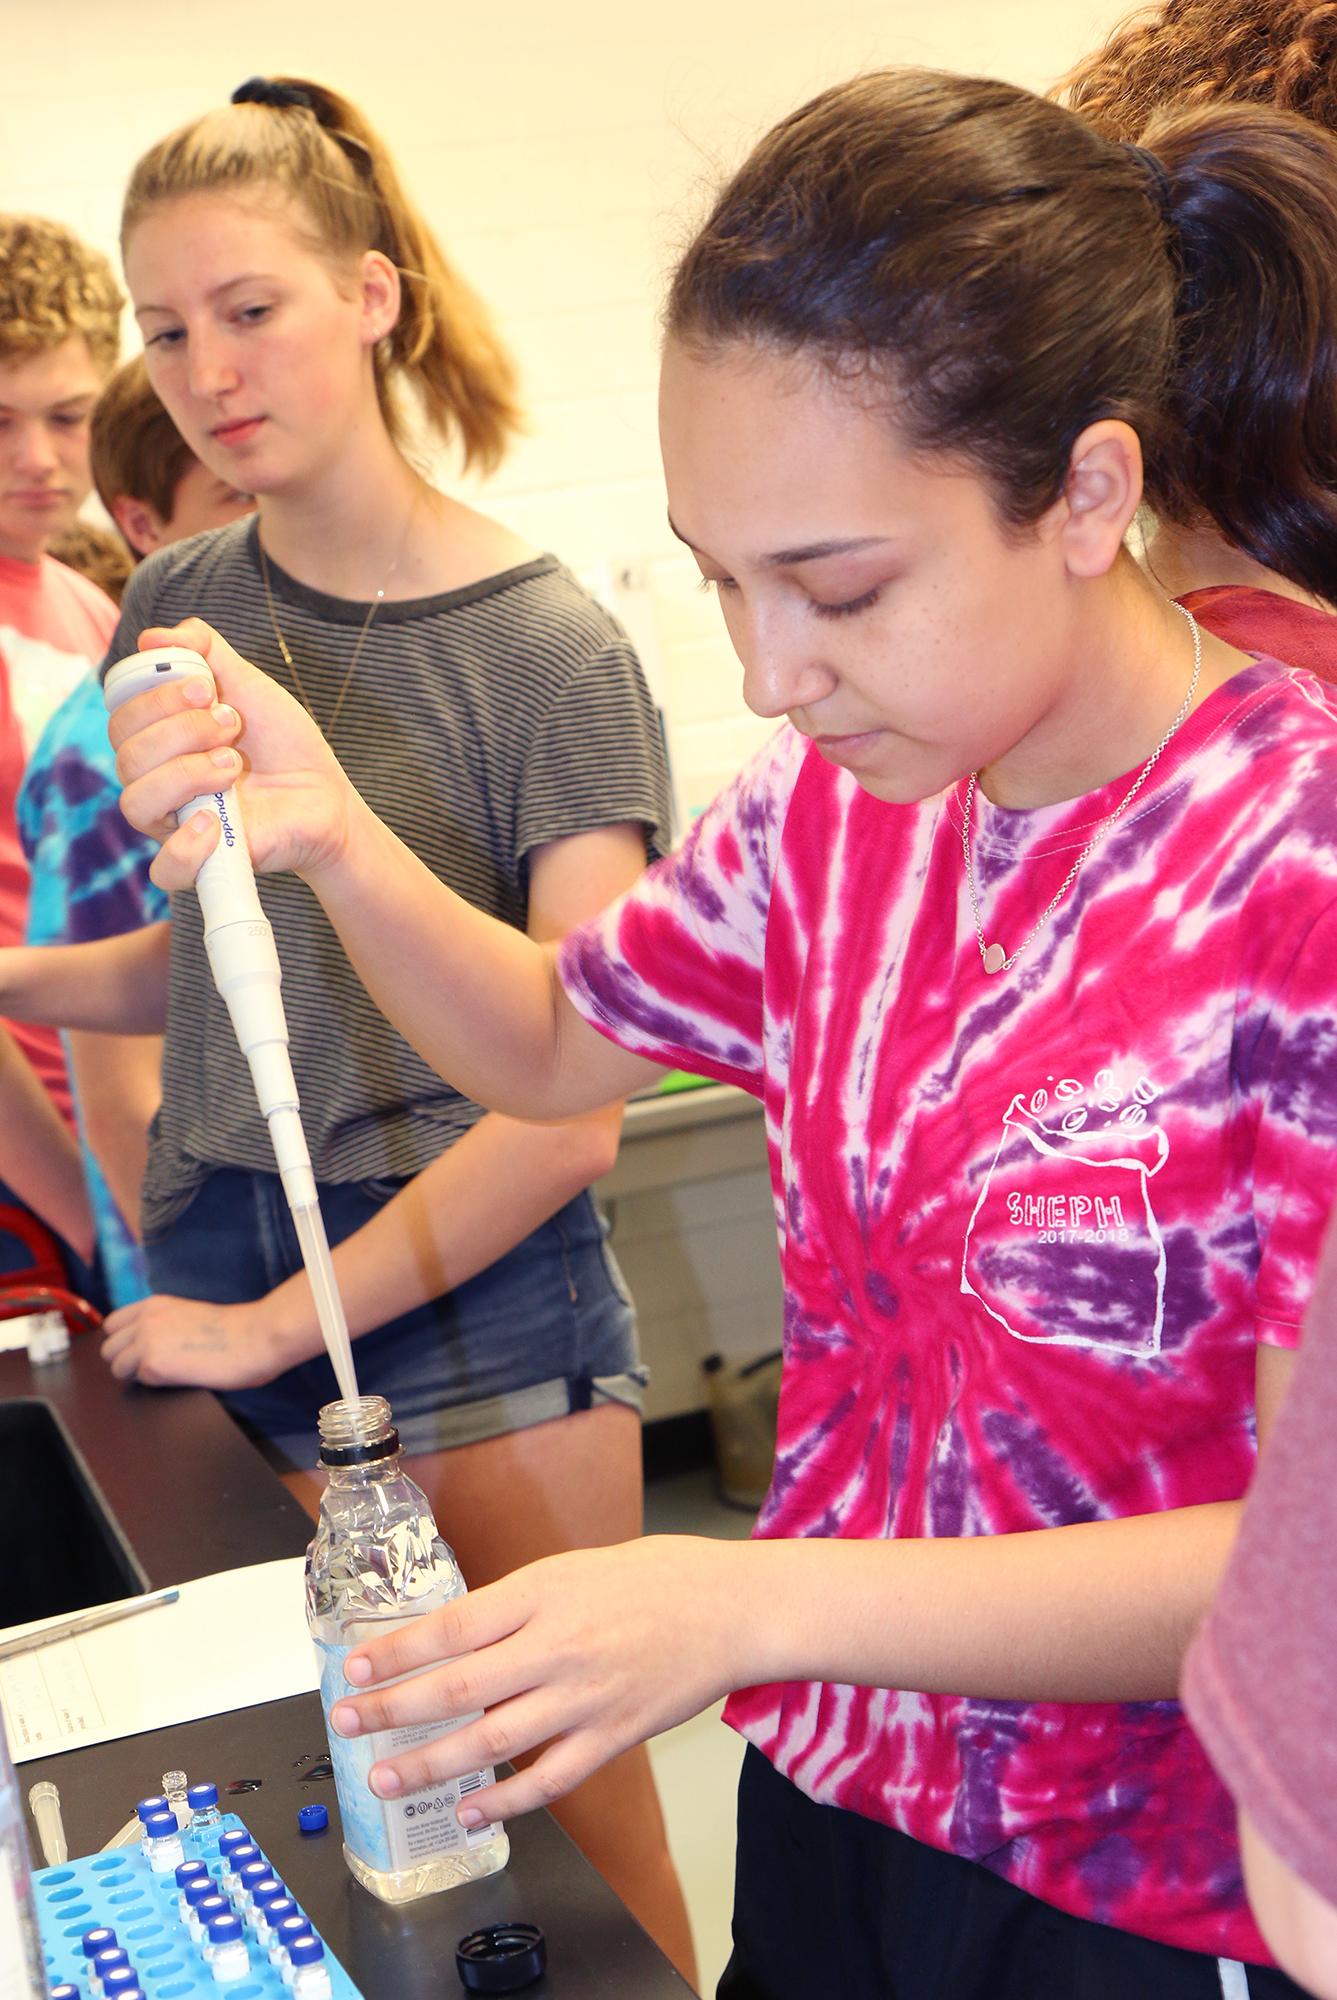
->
[1062, 9, 1337, 1988]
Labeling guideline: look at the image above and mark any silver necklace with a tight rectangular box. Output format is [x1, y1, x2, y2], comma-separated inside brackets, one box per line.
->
[256, 494, 419, 739]
[963, 602, 1202, 976]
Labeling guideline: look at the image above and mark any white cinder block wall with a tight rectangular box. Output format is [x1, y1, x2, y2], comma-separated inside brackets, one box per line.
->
[2, 0, 1127, 819]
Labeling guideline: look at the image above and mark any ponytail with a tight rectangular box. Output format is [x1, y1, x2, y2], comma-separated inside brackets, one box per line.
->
[121, 78, 522, 474]
[1140, 103, 1337, 599]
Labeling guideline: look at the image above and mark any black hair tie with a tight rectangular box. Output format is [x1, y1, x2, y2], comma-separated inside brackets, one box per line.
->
[231, 77, 314, 112]
[1119, 141, 1176, 232]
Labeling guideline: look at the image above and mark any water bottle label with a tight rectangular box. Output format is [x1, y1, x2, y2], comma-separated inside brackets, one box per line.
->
[314, 1641, 501, 1873]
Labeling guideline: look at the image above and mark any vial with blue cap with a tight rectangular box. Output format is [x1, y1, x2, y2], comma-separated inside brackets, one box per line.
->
[51, 1986, 81, 2000]
[273, 1914, 312, 1981]
[79, 1928, 116, 1968]
[220, 1840, 260, 1894]
[135, 1796, 168, 1855]
[186, 1783, 224, 1851]
[261, 1899, 298, 1957]
[190, 1893, 229, 1946]
[102, 1965, 141, 2000]
[143, 1809, 184, 1874]
[205, 1914, 249, 1983]
[173, 1861, 209, 1918]
[89, 1948, 128, 1999]
[248, 1879, 285, 1940]
[286, 1937, 331, 2000]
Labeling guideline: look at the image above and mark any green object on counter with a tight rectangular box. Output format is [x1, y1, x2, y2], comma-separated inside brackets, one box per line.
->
[656, 1070, 715, 1095]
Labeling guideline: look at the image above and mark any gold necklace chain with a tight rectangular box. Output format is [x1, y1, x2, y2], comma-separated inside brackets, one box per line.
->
[962, 602, 1202, 976]
[256, 495, 419, 739]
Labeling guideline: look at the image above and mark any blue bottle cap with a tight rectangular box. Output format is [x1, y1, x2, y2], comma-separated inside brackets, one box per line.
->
[81, 1929, 117, 1957]
[208, 1916, 243, 1945]
[228, 1842, 261, 1868]
[174, 1861, 208, 1889]
[252, 1880, 284, 1908]
[218, 1830, 249, 1855]
[93, 1950, 128, 1976]
[297, 1803, 328, 1834]
[275, 1917, 311, 1945]
[143, 1811, 177, 1839]
[264, 1899, 299, 1929]
[196, 1894, 228, 1924]
[186, 1782, 218, 1809]
[287, 1939, 323, 1966]
[103, 1970, 140, 1996]
[51, 1985, 81, 2000]
[237, 1860, 269, 1892]
[136, 1795, 169, 1822]
[185, 1880, 217, 1908]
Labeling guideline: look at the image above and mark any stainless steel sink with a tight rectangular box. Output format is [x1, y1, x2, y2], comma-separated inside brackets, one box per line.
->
[0, 1399, 149, 1628]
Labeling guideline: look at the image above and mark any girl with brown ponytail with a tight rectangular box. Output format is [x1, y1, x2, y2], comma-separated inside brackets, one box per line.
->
[1059, 3, 1337, 675]
[30, 75, 694, 1977]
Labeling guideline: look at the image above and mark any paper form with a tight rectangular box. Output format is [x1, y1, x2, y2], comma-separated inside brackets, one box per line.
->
[0, 1558, 318, 1763]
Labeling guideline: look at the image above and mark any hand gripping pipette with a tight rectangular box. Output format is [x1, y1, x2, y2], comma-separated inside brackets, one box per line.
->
[104, 646, 358, 1404]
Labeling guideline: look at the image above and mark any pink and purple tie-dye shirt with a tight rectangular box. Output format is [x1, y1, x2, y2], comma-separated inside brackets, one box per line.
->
[560, 657, 1337, 1962]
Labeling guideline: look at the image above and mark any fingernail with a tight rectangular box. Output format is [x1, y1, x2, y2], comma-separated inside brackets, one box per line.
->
[183, 679, 212, 705]
[209, 748, 239, 769]
[212, 703, 238, 728]
[328, 1703, 360, 1736]
[343, 1656, 372, 1685]
[369, 1766, 402, 1798]
[188, 812, 214, 834]
[457, 1807, 484, 1828]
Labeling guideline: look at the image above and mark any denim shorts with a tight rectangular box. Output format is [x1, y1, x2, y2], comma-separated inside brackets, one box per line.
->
[145, 1168, 647, 1472]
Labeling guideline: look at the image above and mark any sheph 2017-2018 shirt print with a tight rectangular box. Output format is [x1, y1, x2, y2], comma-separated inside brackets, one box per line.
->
[560, 658, 1337, 1963]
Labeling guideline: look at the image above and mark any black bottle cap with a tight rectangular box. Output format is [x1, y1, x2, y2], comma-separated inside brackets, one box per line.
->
[456, 1922, 546, 1993]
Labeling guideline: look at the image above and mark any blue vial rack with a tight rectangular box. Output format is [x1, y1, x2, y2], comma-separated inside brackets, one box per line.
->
[33, 1813, 364, 2000]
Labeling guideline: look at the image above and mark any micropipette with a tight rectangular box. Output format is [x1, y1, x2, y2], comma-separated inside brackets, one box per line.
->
[104, 648, 358, 1405]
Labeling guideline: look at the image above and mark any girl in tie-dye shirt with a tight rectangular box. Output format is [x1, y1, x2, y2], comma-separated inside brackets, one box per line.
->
[113, 74, 1337, 2000]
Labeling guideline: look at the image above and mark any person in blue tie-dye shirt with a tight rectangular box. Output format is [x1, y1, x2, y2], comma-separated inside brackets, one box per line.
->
[17, 357, 251, 1305]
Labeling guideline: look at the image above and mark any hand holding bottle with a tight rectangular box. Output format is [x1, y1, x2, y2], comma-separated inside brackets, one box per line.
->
[109, 618, 361, 890]
[328, 1534, 763, 1828]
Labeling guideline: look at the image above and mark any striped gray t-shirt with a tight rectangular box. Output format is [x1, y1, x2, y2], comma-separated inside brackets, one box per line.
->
[105, 517, 671, 1238]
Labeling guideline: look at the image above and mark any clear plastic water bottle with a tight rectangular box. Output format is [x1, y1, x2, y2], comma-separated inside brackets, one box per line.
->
[286, 1939, 331, 2000]
[143, 1811, 184, 1875]
[185, 1785, 223, 1854]
[306, 1396, 509, 1905]
[204, 1915, 249, 1984]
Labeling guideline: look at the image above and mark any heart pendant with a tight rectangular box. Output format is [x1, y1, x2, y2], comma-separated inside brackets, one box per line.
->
[983, 942, 1006, 975]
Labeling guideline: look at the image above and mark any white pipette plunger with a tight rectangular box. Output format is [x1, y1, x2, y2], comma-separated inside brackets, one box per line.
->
[104, 646, 359, 1404]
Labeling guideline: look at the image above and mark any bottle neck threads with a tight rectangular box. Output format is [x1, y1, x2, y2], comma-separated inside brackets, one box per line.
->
[317, 1396, 399, 1468]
